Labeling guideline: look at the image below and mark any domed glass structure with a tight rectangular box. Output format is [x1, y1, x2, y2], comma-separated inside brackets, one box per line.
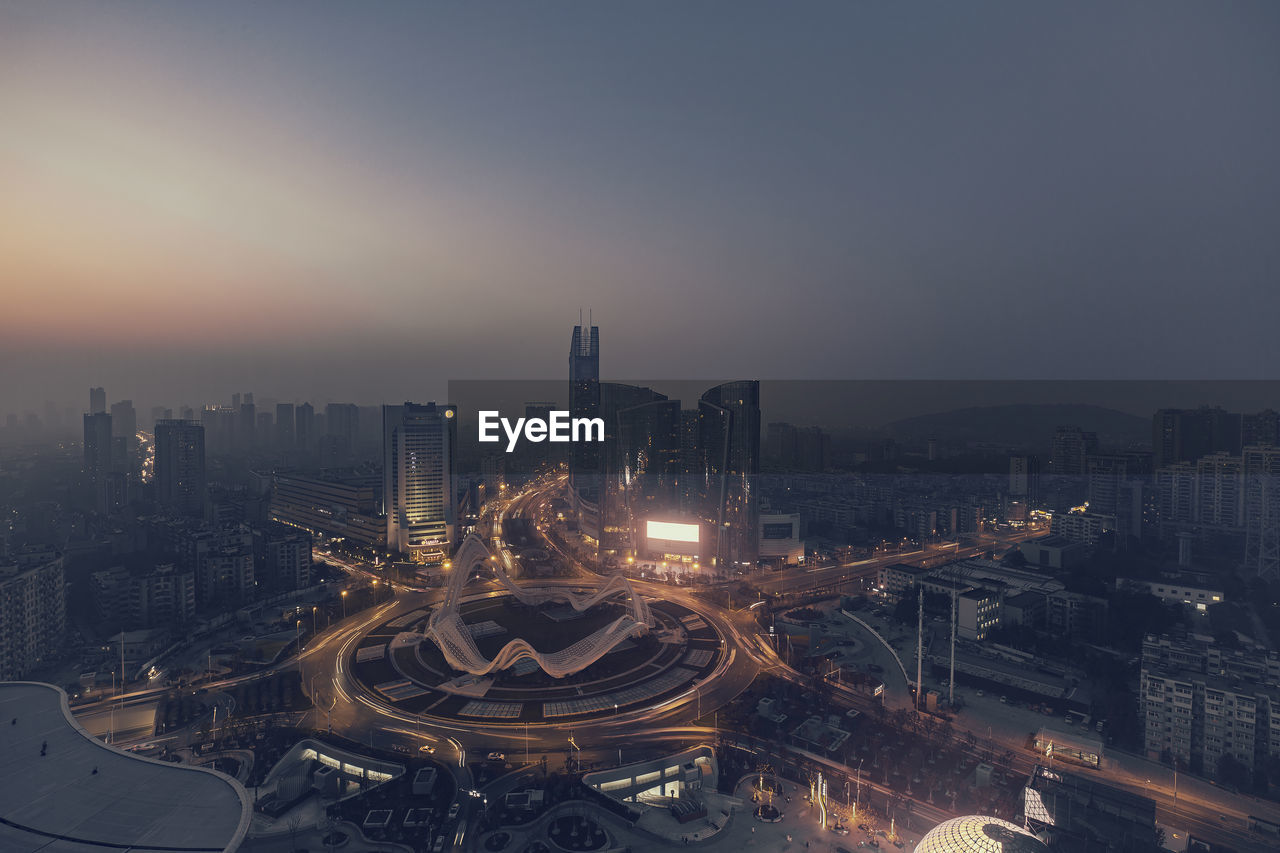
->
[916, 815, 1049, 853]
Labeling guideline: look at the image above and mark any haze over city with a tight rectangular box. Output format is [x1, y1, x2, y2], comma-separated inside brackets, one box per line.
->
[6, 2, 1280, 417]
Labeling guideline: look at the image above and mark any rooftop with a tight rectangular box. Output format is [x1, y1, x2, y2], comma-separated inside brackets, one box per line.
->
[0, 682, 251, 853]
[917, 815, 1048, 852]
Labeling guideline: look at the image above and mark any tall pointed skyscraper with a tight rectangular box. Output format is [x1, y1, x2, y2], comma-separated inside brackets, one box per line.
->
[568, 321, 602, 543]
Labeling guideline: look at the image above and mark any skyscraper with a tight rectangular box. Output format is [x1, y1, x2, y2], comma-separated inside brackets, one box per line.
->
[89, 386, 106, 415]
[1153, 407, 1241, 470]
[1049, 426, 1098, 476]
[568, 323, 602, 540]
[238, 401, 256, 450]
[1244, 445, 1280, 579]
[154, 419, 206, 517]
[83, 412, 113, 485]
[295, 402, 315, 450]
[275, 403, 295, 450]
[699, 380, 761, 567]
[1242, 410, 1280, 448]
[326, 403, 359, 445]
[383, 402, 457, 563]
[1009, 455, 1041, 504]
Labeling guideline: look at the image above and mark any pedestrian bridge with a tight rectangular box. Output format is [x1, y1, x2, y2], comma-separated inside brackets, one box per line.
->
[423, 534, 654, 678]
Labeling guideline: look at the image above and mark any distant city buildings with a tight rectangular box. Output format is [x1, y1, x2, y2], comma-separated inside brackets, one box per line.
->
[1009, 454, 1041, 505]
[295, 402, 315, 450]
[1153, 406, 1241, 470]
[766, 422, 831, 471]
[275, 402, 295, 450]
[154, 419, 206, 518]
[1050, 426, 1098, 476]
[83, 411, 112, 484]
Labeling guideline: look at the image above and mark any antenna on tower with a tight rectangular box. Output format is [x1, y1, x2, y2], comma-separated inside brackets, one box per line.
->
[589, 308, 593, 328]
[916, 585, 924, 714]
[950, 564, 958, 708]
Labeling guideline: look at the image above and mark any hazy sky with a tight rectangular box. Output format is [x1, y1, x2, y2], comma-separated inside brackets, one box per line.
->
[3, 3, 1279, 415]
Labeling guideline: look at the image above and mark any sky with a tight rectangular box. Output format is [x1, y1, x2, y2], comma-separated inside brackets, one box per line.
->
[3, 2, 1280, 416]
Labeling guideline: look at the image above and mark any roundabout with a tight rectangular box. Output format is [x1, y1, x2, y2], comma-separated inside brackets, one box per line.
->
[345, 536, 737, 728]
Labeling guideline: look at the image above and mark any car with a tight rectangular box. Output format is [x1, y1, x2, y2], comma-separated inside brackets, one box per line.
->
[1000, 696, 1008, 704]
[487, 752, 505, 761]
[419, 744, 436, 754]
[976, 690, 984, 697]
[831, 824, 850, 836]
[447, 802, 460, 820]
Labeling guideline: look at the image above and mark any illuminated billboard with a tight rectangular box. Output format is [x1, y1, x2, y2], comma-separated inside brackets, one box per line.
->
[646, 520, 700, 543]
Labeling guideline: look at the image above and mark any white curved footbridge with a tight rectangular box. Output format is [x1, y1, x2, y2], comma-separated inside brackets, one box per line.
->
[423, 534, 654, 678]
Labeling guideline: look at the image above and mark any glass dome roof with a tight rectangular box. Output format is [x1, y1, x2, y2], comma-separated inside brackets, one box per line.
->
[916, 815, 1049, 853]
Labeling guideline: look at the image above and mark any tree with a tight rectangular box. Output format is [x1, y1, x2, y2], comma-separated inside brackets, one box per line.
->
[1216, 754, 1252, 792]
[287, 814, 302, 852]
[1001, 549, 1026, 568]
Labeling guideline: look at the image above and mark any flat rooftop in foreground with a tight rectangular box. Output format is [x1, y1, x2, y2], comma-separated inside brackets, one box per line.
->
[0, 682, 251, 853]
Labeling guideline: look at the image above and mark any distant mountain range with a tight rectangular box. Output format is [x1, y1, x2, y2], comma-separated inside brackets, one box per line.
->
[886, 403, 1150, 450]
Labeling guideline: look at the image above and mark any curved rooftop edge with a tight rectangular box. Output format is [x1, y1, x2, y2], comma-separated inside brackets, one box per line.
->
[916, 814, 1049, 853]
[424, 534, 654, 678]
[0, 681, 252, 853]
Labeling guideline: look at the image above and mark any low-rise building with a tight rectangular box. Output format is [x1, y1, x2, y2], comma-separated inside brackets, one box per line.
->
[1118, 576, 1224, 611]
[1019, 534, 1090, 569]
[1046, 590, 1108, 639]
[958, 587, 1001, 641]
[1004, 590, 1046, 628]
[877, 563, 934, 597]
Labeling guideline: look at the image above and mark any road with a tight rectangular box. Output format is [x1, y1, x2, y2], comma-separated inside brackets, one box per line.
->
[70, 472, 1277, 851]
[751, 528, 1046, 598]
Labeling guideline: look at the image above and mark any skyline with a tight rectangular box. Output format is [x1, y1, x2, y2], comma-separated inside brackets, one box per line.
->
[5, 3, 1280, 416]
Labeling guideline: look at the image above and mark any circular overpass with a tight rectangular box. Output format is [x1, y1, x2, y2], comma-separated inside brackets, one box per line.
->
[347, 577, 737, 728]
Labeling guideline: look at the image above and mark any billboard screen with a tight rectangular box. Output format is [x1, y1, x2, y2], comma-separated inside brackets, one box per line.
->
[646, 520, 700, 543]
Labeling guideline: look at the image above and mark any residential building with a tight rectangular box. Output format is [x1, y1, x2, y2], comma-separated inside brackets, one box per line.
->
[154, 419, 206, 517]
[0, 546, 65, 680]
[1140, 633, 1280, 776]
[254, 523, 311, 593]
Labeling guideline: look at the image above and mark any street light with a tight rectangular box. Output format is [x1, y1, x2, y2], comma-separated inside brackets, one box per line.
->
[341, 589, 348, 619]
